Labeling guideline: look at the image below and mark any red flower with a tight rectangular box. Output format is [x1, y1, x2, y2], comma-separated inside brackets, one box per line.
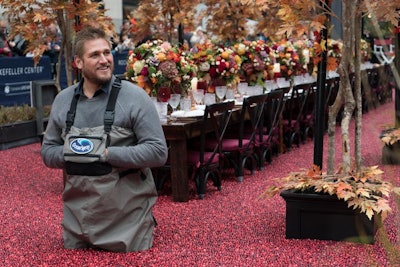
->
[218, 61, 227, 73]
[209, 66, 218, 78]
[140, 66, 148, 76]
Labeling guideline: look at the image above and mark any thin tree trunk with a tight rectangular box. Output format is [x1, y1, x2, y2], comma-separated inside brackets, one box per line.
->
[354, 1, 363, 171]
[64, 15, 74, 86]
[57, 9, 73, 87]
[55, 9, 65, 92]
[327, 84, 342, 174]
[339, 0, 356, 173]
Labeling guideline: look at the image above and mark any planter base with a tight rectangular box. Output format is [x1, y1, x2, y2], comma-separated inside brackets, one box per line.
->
[382, 143, 400, 165]
[280, 190, 377, 244]
[0, 120, 40, 150]
[0, 136, 40, 150]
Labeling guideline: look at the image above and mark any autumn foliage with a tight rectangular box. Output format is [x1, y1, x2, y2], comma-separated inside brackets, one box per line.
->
[262, 164, 400, 220]
[1, 0, 114, 87]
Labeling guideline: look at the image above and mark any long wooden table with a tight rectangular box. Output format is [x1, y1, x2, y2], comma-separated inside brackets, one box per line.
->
[162, 118, 203, 202]
[161, 106, 243, 202]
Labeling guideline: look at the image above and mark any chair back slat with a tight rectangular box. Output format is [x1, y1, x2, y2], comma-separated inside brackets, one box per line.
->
[240, 93, 269, 148]
[200, 101, 235, 165]
[264, 87, 288, 139]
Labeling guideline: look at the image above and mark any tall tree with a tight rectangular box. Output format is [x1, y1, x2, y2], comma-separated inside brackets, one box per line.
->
[133, 0, 259, 45]
[132, 0, 199, 45]
[0, 0, 114, 89]
[202, 0, 259, 43]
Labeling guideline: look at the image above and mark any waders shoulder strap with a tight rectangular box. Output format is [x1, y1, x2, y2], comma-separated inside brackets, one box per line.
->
[104, 78, 121, 134]
[65, 77, 122, 134]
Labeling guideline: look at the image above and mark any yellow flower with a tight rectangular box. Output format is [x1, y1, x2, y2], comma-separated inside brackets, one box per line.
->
[234, 54, 242, 65]
[133, 60, 145, 75]
[236, 43, 247, 55]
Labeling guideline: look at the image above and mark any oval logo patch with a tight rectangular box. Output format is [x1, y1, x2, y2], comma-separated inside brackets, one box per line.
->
[70, 138, 94, 154]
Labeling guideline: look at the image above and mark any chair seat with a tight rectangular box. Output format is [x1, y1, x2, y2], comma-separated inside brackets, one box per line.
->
[221, 138, 252, 151]
[187, 150, 220, 165]
[205, 138, 252, 152]
[253, 133, 279, 145]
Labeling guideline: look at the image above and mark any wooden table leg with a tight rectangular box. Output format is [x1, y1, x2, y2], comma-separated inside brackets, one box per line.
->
[169, 139, 189, 202]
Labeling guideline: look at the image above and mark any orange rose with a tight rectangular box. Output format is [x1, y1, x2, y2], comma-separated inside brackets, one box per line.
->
[157, 52, 166, 61]
[221, 51, 229, 59]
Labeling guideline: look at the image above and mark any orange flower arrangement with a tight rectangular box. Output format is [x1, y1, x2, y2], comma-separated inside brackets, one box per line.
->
[126, 40, 196, 97]
[270, 40, 302, 79]
[209, 45, 241, 86]
[233, 39, 272, 85]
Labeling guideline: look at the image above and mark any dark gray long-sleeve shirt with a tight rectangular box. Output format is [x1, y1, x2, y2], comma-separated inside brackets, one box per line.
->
[41, 75, 168, 170]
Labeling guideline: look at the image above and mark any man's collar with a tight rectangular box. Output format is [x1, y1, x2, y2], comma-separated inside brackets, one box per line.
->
[74, 77, 114, 97]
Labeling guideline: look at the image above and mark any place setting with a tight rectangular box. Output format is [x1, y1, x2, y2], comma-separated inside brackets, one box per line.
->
[169, 90, 205, 121]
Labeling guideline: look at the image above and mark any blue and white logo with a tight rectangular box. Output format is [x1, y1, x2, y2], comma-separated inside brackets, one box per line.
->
[70, 138, 94, 154]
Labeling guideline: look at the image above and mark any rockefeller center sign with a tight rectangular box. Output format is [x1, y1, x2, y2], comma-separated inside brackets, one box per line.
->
[0, 56, 52, 106]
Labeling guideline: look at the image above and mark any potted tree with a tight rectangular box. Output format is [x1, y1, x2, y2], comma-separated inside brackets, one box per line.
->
[262, 164, 400, 243]
[380, 11, 400, 165]
[0, 78, 59, 150]
[257, 0, 400, 244]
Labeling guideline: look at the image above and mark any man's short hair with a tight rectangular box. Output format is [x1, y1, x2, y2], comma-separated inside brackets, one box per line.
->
[74, 26, 110, 58]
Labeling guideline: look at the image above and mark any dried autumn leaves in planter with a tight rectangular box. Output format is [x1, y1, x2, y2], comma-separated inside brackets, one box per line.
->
[381, 128, 400, 165]
[262, 165, 400, 243]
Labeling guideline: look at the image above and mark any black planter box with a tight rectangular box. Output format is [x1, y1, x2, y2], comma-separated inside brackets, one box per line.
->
[380, 129, 400, 165]
[280, 190, 377, 244]
[0, 120, 39, 150]
[382, 142, 400, 165]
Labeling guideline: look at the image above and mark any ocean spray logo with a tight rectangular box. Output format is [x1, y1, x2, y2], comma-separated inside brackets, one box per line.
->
[70, 138, 94, 154]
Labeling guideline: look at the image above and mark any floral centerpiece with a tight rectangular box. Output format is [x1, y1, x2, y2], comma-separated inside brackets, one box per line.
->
[189, 43, 241, 92]
[233, 40, 272, 86]
[208, 45, 241, 87]
[293, 37, 317, 76]
[326, 38, 343, 71]
[269, 40, 302, 80]
[126, 39, 196, 99]
[360, 38, 371, 62]
[189, 43, 216, 83]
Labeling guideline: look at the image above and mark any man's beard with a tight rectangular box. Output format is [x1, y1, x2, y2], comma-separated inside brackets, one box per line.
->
[81, 65, 114, 85]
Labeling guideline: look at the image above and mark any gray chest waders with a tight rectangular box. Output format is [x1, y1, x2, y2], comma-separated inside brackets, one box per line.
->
[63, 78, 121, 176]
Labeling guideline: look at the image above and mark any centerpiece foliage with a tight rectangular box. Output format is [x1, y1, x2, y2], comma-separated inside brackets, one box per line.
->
[270, 40, 303, 79]
[233, 40, 272, 86]
[126, 39, 196, 97]
[208, 45, 241, 86]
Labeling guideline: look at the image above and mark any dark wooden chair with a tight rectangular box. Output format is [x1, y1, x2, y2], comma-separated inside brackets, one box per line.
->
[300, 82, 317, 141]
[187, 101, 235, 199]
[281, 83, 311, 149]
[214, 93, 269, 182]
[258, 87, 289, 167]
